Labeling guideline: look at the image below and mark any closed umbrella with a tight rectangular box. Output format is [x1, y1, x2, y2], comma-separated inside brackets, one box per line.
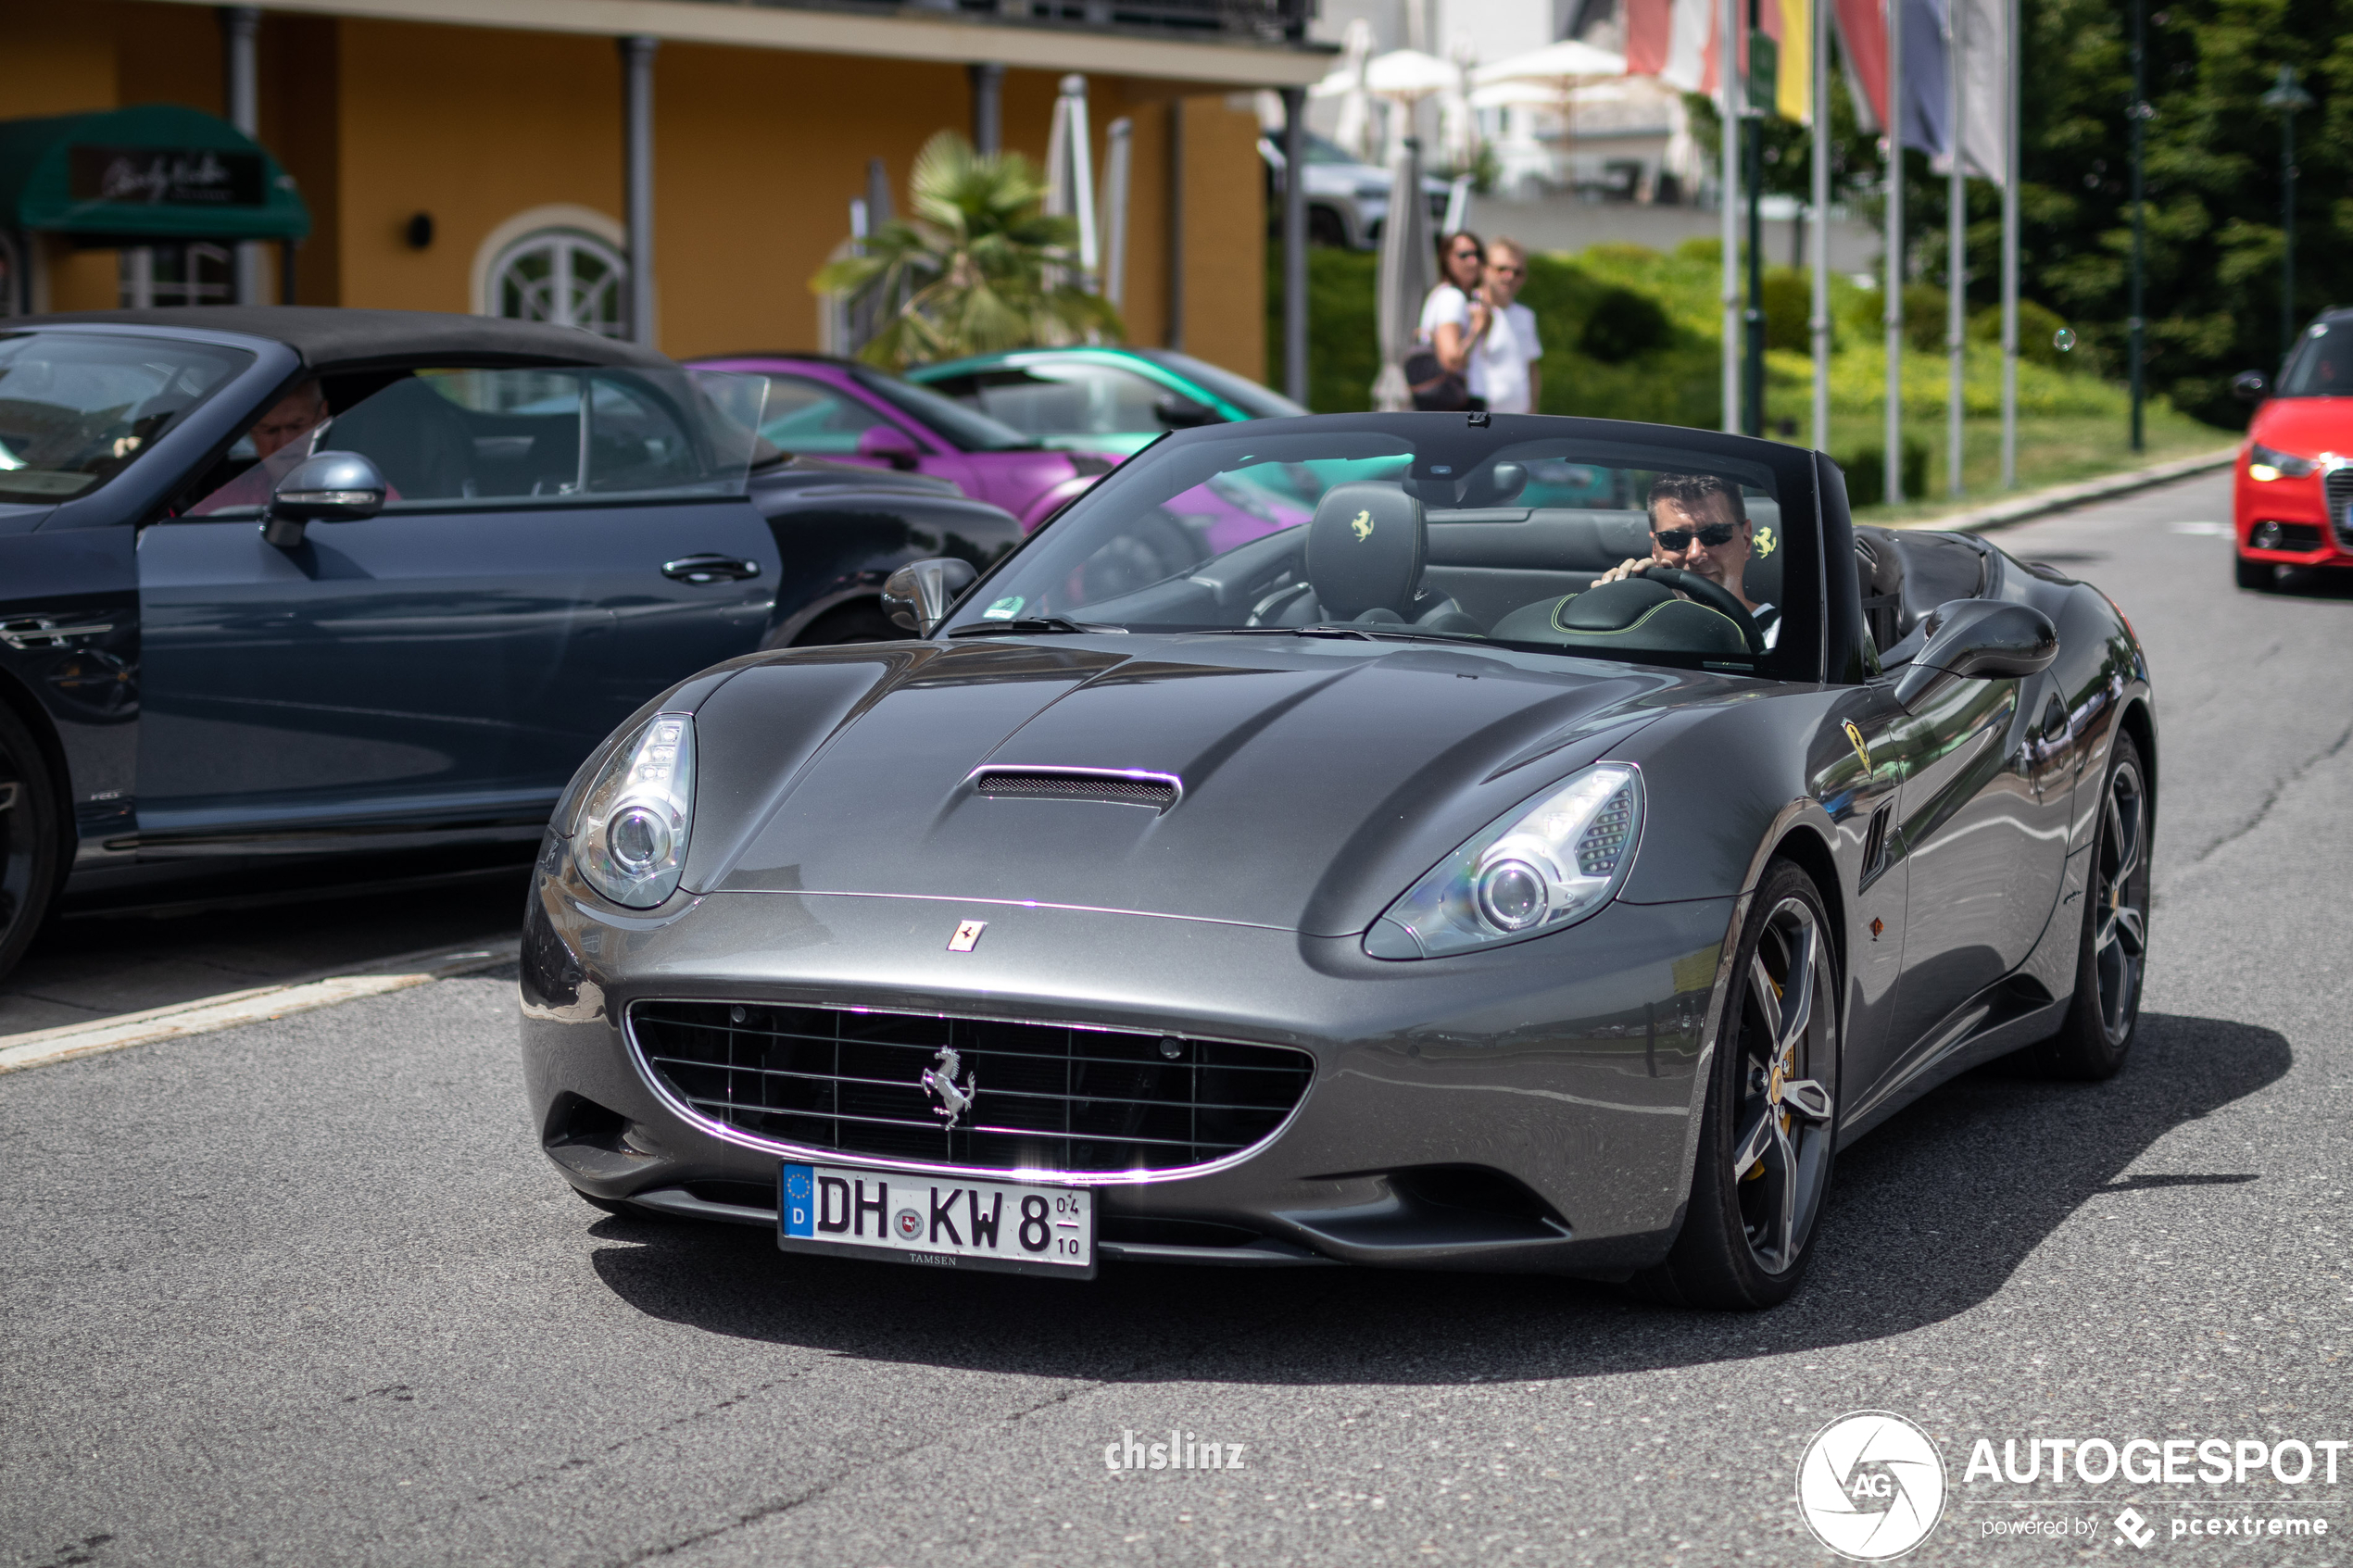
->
[1371, 137, 1433, 412]
[1309, 18, 1378, 163]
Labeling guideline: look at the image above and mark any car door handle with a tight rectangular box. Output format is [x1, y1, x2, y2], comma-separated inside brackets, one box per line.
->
[662, 554, 761, 583]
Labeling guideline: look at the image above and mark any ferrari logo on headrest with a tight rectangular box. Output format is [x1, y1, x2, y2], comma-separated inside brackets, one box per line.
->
[1351, 509, 1375, 543]
[1754, 522, 1777, 558]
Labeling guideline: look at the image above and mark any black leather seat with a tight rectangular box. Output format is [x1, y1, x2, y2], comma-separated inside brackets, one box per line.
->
[1265, 481, 1482, 634]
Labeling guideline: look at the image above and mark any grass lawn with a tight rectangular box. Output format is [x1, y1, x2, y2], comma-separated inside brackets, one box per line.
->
[1822, 410, 2233, 525]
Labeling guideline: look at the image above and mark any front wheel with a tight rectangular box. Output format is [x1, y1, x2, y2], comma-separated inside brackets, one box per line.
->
[1632, 859, 1841, 1310]
[0, 702, 62, 985]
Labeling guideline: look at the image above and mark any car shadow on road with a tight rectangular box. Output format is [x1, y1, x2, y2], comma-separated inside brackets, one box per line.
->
[585, 1010, 2287, 1386]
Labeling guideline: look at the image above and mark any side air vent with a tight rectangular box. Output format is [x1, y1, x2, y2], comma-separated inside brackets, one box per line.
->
[1859, 803, 1894, 889]
[971, 768, 1179, 812]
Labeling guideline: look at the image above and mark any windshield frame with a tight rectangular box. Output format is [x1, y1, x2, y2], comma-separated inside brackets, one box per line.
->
[937, 412, 1827, 684]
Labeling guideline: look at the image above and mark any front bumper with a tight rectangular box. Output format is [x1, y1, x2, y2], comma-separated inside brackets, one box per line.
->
[520, 866, 1737, 1280]
[2234, 465, 2353, 567]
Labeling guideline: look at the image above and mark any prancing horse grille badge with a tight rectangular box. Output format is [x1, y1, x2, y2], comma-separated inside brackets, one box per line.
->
[948, 919, 987, 952]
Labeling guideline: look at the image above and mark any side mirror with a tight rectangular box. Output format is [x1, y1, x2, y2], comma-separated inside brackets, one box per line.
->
[1894, 598, 2058, 710]
[880, 557, 978, 635]
[1154, 395, 1219, 430]
[856, 425, 923, 470]
[260, 450, 387, 549]
[2232, 370, 2270, 404]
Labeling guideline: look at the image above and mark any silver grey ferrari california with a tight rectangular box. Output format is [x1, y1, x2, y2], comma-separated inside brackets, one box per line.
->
[520, 411, 2155, 1310]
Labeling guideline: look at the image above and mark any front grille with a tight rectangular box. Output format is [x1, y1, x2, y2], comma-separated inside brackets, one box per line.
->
[2328, 468, 2353, 548]
[631, 1002, 1312, 1174]
[972, 769, 1178, 811]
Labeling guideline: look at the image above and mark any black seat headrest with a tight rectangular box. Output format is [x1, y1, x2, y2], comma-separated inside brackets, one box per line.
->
[1742, 500, 1786, 609]
[1307, 481, 1426, 620]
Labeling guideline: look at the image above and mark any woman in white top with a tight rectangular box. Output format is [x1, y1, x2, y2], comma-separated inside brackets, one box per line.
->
[1417, 232, 1491, 388]
[1468, 237, 1543, 415]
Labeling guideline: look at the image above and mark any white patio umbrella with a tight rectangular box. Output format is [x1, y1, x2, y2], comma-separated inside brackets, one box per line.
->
[1371, 137, 1434, 412]
[1364, 48, 1464, 164]
[1469, 39, 1629, 196]
[1468, 39, 1630, 86]
[1309, 18, 1378, 163]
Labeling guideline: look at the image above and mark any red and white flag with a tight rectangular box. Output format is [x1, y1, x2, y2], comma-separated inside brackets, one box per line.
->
[1626, 0, 1721, 94]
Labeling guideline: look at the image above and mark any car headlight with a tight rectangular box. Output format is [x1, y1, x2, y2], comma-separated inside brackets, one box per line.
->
[573, 712, 696, 908]
[1365, 764, 1644, 960]
[2247, 442, 2318, 481]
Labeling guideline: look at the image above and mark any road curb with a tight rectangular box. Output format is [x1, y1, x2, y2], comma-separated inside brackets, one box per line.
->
[0, 940, 517, 1076]
[1894, 446, 2239, 535]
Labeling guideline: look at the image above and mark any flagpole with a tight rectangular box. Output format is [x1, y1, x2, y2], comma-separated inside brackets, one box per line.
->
[2000, 0, 2020, 487]
[1722, 0, 1743, 434]
[1882, 0, 1905, 504]
[1811, 0, 1832, 455]
[1945, 0, 1965, 496]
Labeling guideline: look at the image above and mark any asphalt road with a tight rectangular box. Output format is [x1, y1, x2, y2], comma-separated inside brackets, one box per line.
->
[5, 472, 2348, 1568]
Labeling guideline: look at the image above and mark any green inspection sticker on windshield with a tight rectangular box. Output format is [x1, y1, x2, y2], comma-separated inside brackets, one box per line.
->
[983, 596, 1025, 621]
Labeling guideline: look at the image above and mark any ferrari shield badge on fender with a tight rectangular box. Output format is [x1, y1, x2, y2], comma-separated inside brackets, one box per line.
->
[1843, 721, 1872, 773]
[948, 919, 987, 952]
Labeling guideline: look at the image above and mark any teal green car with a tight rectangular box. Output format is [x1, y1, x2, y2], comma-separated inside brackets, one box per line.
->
[907, 347, 1307, 456]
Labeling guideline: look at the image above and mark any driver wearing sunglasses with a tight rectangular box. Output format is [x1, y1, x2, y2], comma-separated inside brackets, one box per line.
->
[1594, 472, 1779, 649]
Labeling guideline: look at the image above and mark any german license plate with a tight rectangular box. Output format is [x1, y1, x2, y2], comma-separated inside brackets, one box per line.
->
[777, 1161, 1095, 1278]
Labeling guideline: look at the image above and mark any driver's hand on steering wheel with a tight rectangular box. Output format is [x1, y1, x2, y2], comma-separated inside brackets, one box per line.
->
[1593, 556, 1661, 587]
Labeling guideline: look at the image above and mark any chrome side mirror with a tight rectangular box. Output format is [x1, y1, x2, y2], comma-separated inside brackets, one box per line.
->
[881, 557, 977, 635]
[1894, 598, 2059, 710]
[260, 450, 388, 549]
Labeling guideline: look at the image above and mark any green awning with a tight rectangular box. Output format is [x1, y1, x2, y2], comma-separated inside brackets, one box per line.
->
[0, 104, 309, 244]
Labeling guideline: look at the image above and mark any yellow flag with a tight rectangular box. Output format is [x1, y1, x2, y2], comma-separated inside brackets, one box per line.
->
[1777, 0, 1814, 123]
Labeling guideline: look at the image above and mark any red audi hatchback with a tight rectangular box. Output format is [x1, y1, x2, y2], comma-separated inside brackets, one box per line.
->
[2234, 311, 2353, 589]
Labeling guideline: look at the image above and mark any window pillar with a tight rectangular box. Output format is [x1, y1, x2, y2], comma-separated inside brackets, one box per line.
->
[621, 34, 659, 347]
[220, 6, 262, 305]
[969, 63, 1004, 154]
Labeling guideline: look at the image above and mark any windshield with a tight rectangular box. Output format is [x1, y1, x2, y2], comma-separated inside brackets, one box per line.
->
[849, 366, 1037, 450]
[0, 332, 251, 503]
[2277, 320, 2353, 397]
[184, 366, 766, 517]
[940, 418, 1817, 678]
[1136, 351, 1310, 420]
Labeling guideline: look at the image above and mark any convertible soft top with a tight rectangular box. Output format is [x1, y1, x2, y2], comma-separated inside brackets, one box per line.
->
[18, 306, 672, 374]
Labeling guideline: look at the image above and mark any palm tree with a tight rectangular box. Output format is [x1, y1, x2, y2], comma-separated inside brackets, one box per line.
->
[814, 131, 1122, 370]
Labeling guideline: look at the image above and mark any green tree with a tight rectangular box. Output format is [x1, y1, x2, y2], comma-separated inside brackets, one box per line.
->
[813, 131, 1121, 370]
[2009, 0, 2350, 422]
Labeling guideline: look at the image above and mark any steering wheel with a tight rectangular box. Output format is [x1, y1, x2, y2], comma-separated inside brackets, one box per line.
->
[1629, 565, 1766, 655]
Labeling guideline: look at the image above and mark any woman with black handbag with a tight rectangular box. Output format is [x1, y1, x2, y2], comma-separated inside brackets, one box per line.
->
[1407, 232, 1489, 412]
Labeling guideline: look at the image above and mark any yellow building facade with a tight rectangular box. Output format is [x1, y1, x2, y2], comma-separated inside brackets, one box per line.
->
[0, 0, 1319, 381]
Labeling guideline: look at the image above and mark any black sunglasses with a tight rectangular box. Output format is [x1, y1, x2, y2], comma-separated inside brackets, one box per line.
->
[1654, 522, 1741, 550]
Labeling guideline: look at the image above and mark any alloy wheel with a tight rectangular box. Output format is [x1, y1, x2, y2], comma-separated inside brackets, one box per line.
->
[2093, 759, 2150, 1041]
[1730, 897, 1837, 1274]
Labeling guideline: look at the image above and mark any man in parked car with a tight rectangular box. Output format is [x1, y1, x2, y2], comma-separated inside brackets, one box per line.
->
[188, 377, 329, 514]
[1593, 472, 1780, 648]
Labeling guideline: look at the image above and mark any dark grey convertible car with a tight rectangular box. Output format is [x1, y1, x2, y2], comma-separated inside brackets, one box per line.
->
[521, 412, 2155, 1309]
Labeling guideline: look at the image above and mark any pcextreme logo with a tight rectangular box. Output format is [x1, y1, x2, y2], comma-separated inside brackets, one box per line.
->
[1797, 1411, 1949, 1561]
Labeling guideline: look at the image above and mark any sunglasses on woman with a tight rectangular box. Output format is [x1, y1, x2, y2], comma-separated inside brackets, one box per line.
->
[1654, 522, 1741, 550]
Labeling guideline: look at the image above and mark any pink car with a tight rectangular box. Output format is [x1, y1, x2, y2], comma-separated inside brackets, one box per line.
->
[689, 354, 1108, 530]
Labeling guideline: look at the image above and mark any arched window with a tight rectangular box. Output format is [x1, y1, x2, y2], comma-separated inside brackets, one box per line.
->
[488, 229, 628, 338]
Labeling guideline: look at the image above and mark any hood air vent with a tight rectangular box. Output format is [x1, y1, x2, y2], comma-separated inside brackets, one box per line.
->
[970, 768, 1180, 812]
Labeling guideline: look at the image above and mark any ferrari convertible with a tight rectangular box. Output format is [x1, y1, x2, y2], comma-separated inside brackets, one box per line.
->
[520, 412, 2156, 1310]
